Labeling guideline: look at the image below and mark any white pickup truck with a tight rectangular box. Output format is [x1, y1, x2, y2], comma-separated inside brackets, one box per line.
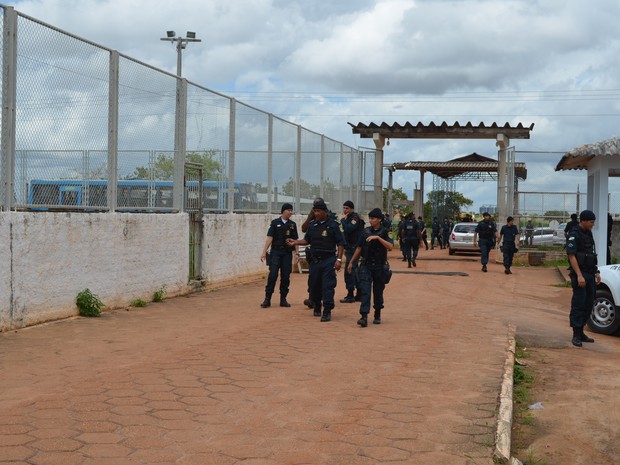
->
[589, 264, 620, 335]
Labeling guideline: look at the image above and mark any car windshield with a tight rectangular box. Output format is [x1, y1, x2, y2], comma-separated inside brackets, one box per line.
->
[453, 224, 476, 233]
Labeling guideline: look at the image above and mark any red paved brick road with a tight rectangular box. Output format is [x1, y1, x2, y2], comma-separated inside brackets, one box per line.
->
[0, 249, 591, 465]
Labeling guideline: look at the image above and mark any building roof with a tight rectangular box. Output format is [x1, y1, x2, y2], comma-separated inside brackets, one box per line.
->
[556, 135, 620, 172]
[349, 121, 534, 140]
[390, 152, 527, 180]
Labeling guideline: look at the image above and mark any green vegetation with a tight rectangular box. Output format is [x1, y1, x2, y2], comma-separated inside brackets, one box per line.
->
[130, 299, 148, 308]
[424, 190, 473, 222]
[76, 288, 104, 317]
[153, 286, 166, 302]
[127, 150, 221, 180]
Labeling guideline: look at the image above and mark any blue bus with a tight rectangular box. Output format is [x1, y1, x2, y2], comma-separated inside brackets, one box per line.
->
[27, 179, 258, 212]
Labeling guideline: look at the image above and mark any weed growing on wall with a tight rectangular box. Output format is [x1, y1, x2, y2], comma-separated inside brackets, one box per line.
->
[130, 299, 148, 307]
[76, 289, 104, 317]
[153, 286, 166, 302]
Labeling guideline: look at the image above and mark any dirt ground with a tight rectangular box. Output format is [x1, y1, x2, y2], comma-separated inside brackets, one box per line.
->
[0, 247, 619, 464]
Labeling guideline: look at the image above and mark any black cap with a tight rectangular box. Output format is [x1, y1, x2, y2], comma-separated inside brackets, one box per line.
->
[579, 210, 596, 221]
[281, 203, 293, 213]
[483, 212, 491, 217]
[368, 208, 383, 219]
[313, 201, 328, 210]
[343, 200, 354, 209]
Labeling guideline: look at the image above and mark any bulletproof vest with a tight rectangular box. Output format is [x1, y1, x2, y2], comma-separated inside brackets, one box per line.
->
[362, 227, 388, 263]
[403, 219, 419, 239]
[271, 219, 297, 248]
[477, 221, 496, 239]
[575, 228, 598, 272]
[309, 220, 338, 253]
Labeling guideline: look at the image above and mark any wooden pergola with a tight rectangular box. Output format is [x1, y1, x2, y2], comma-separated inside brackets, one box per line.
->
[349, 121, 534, 219]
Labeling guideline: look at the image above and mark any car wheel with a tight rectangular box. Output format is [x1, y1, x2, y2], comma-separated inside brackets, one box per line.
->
[448, 247, 455, 255]
[588, 289, 620, 335]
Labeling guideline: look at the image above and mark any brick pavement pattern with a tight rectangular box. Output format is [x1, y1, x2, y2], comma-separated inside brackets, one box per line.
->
[0, 251, 562, 465]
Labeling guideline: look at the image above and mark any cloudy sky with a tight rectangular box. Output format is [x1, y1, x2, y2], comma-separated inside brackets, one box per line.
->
[6, 0, 620, 211]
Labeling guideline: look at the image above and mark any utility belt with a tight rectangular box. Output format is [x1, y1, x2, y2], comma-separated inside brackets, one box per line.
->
[361, 258, 385, 266]
[271, 245, 291, 251]
[306, 247, 335, 263]
[576, 251, 597, 272]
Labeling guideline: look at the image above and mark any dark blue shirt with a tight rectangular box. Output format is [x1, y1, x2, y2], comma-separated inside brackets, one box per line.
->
[500, 224, 519, 243]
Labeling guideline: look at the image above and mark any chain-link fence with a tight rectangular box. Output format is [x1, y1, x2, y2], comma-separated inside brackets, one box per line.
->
[0, 6, 375, 214]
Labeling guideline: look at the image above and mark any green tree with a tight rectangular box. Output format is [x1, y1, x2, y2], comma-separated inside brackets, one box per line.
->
[127, 150, 221, 180]
[424, 190, 473, 221]
[384, 187, 412, 216]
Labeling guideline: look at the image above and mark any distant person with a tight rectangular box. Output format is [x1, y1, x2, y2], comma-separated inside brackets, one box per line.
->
[566, 210, 600, 347]
[442, 217, 452, 249]
[564, 213, 579, 238]
[339, 200, 364, 303]
[382, 213, 392, 232]
[525, 220, 534, 246]
[473, 212, 498, 272]
[399, 213, 420, 268]
[607, 212, 613, 265]
[260, 203, 298, 308]
[397, 215, 407, 261]
[418, 216, 428, 250]
[348, 208, 394, 327]
[431, 217, 442, 249]
[499, 216, 519, 275]
[287, 200, 345, 322]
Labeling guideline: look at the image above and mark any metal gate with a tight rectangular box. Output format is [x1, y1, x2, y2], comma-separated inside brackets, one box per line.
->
[185, 162, 203, 280]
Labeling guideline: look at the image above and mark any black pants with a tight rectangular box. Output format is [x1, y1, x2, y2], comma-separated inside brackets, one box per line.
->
[569, 271, 596, 329]
[265, 249, 293, 297]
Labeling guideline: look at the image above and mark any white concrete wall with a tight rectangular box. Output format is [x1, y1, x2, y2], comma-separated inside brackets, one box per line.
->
[1, 212, 190, 330]
[0, 211, 306, 331]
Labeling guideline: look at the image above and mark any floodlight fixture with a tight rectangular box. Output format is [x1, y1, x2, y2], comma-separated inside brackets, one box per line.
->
[160, 30, 202, 76]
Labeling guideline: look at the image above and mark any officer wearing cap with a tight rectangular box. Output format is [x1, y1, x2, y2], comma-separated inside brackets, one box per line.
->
[287, 200, 345, 322]
[348, 208, 394, 327]
[339, 200, 364, 303]
[260, 203, 299, 308]
[566, 209, 601, 347]
[473, 212, 498, 272]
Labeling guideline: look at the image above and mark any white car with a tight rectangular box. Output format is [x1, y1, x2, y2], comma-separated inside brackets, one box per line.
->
[520, 227, 555, 246]
[588, 264, 620, 335]
[552, 223, 567, 246]
[448, 222, 480, 255]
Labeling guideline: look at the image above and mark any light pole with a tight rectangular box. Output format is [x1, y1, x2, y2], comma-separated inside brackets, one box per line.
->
[160, 30, 201, 77]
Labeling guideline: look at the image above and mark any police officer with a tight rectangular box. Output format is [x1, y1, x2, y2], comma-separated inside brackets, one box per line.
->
[287, 200, 345, 322]
[348, 208, 393, 327]
[431, 217, 442, 249]
[260, 203, 299, 308]
[399, 212, 420, 268]
[382, 213, 392, 232]
[499, 216, 519, 274]
[340, 200, 364, 303]
[524, 220, 534, 246]
[473, 212, 498, 272]
[566, 210, 601, 347]
[397, 215, 407, 261]
[442, 217, 452, 249]
[564, 213, 579, 238]
[418, 216, 428, 250]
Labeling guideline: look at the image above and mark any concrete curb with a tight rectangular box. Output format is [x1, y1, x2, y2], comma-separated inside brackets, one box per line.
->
[494, 324, 523, 465]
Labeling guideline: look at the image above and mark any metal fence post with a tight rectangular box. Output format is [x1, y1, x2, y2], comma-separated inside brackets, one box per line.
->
[228, 98, 236, 212]
[267, 114, 273, 214]
[108, 50, 119, 212]
[296, 125, 302, 208]
[173, 78, 187, 211]
[1, 6, 17, 211]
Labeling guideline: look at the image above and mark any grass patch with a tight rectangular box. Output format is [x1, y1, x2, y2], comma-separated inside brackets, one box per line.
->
[130, 299, 148, 307]
[153, 286, 166, 302]
[76, 288, 104, 317]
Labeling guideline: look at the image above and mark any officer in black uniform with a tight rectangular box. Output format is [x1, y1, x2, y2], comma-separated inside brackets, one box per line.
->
[340, 200, 364, 303]
[418, 216, 428, 250]
[348, 208, 393, 327]
[399, 213, 420, 268]
[442, 217, 452, 249]
[473, 212, 498, 272]
[287, 200, 345, 322]
[431, 217, 442, 249]
[397, 216, 407, 261]
[499, 216, 519, 274]
[260, 203, 299, 308]
[564, 213, 579, 239]
[566, 210, 601, 347]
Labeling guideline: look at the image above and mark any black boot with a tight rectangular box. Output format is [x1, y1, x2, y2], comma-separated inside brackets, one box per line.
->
[407, 260, 412, 268]
[571, 327, 582, 347]
[357, 314, 368, 327]
[579, 327, 594, 343]
[412, 258, 416, 267]
[339, 292, 355, 303]
[280, 296, 291, 307]
[260, 295, 272, 308]
[313, 305, 321, 317]
[373, 310, 381, 325]
[320, 309, 332, 322]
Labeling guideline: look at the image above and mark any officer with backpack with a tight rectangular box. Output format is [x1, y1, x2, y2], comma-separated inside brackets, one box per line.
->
[399, 212, 420, 268]
[473, 212, 498, 272]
